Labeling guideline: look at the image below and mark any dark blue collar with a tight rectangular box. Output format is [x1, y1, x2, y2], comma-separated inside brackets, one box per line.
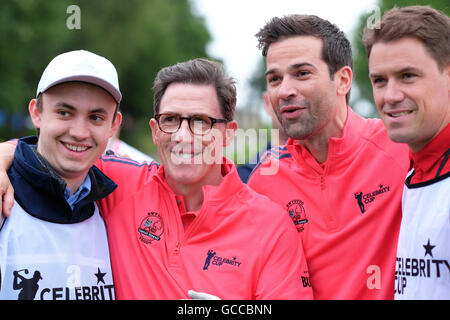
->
[8, 136, 117, 223]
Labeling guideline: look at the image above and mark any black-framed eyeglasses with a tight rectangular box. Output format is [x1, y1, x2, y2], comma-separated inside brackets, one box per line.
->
[155, 113, 229, 136]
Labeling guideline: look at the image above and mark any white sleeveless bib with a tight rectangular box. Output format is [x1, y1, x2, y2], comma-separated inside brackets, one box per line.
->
[0, 201, 114, 300]
[395, 172, 450, 299]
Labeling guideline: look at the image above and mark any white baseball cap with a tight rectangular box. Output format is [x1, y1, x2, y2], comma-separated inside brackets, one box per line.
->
[37, 50, 122, 103]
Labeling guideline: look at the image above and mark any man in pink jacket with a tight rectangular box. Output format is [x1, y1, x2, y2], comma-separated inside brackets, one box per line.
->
[248, 14, 410, 299]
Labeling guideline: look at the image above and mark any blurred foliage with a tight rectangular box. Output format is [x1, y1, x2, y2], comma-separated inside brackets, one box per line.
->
[248, 57, 266, 107]
[352, 0, 450, 116]
[0, 0, 212, 156]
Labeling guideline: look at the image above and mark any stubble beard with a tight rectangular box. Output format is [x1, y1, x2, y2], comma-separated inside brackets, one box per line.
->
[276, 103, 317, 141]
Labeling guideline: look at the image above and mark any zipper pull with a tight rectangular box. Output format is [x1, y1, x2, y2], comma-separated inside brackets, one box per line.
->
[320, 176, 325, 190]
[173, 241, 181, 255]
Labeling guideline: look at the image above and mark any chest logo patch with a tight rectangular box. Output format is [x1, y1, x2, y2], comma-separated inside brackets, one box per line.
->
[138, 212, 164, 245]
[354, 184, 391, 214]
[203, 250, 242, 271]
[286, 199, 308, 232]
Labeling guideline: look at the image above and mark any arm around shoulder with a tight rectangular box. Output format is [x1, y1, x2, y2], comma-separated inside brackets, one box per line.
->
[94, 155, 158, 215]
[0, 140, 17, 221]
[0, 140, 17, 171]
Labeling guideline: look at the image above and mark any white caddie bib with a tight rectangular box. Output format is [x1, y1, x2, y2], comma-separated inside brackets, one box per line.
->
[0, 201, 114, 300]
[395, 172, 450, 299]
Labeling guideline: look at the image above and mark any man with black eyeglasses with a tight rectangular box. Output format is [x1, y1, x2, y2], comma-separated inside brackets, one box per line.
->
[0, 58, 312, 300]
[96, 58, 312, 299]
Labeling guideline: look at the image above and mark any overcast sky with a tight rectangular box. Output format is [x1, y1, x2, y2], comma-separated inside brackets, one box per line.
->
[191, 0, 378, 115]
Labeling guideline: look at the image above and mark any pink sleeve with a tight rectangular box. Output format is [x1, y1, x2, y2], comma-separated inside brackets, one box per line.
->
[247, 152, 276, 196]
[95, 155, 158, 218]
[247, 171, 274, 201]
[5, 139, 18, 146]
[255, 204, 314, 300]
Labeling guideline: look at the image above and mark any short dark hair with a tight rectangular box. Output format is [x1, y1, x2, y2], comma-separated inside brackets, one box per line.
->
[152, 58, 236, 121]
[256, 14, 353, 103]
[363, 5, 450, 71]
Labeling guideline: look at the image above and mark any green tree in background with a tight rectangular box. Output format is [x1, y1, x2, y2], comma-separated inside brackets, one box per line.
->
[0, 1, 70, 137]
[0, 0, 211, 155]
[352, 0, 450, 117]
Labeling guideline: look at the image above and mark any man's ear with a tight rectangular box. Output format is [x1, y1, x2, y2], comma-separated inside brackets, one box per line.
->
[110, 111, 122, 138]
[224, 120, 237, 147]
[334, 66, 353, 98]
[263, 91, 272, 116]
[149, 118, 159, 146]
[28, 99, 41, 130]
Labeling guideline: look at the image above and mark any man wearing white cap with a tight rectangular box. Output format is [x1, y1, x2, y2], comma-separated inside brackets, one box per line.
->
[0, 50, 122, 300]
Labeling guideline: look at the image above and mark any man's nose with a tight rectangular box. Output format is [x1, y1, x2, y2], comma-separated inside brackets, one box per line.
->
[171, 118, 193, 143]
[277, 76, 298, 101]
[68, 119, 90, 140]
[384, 80, 405, 105]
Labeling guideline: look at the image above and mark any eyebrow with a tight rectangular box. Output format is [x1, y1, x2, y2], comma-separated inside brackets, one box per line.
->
[368, 72, 382, 79]
[159, 112, 215, 118]
[265, 62, 315, 77]
[369, 66, 421, 78]
[53, 102, 76, 110]
[53, 102, 108, 114]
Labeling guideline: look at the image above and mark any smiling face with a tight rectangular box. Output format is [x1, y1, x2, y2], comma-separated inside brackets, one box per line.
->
[265, 36, 350, 143]
[150, 83, 236, 192]
[29, 81, 121, 191]
[369, 37, 450, 152]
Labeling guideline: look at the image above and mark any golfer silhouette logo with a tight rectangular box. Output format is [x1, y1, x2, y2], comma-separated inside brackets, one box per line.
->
[203, 250, 216, 271]
[13, 269, 42, 300]
[354, 192, 365, 214]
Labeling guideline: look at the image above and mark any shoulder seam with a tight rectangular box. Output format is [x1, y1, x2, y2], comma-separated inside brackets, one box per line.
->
[249, 149, 292, 178]
[359, 135, 408, 169]
[100, 156, 158, 171]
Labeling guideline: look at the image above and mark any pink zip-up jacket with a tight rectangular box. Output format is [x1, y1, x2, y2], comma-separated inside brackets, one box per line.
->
[248, 108, 410, 299]
[95, 157, 313, 300]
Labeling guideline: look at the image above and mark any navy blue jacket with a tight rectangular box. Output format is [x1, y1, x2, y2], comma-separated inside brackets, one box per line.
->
[7, 136, 117, 224]
[237, 141, 272, 184]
